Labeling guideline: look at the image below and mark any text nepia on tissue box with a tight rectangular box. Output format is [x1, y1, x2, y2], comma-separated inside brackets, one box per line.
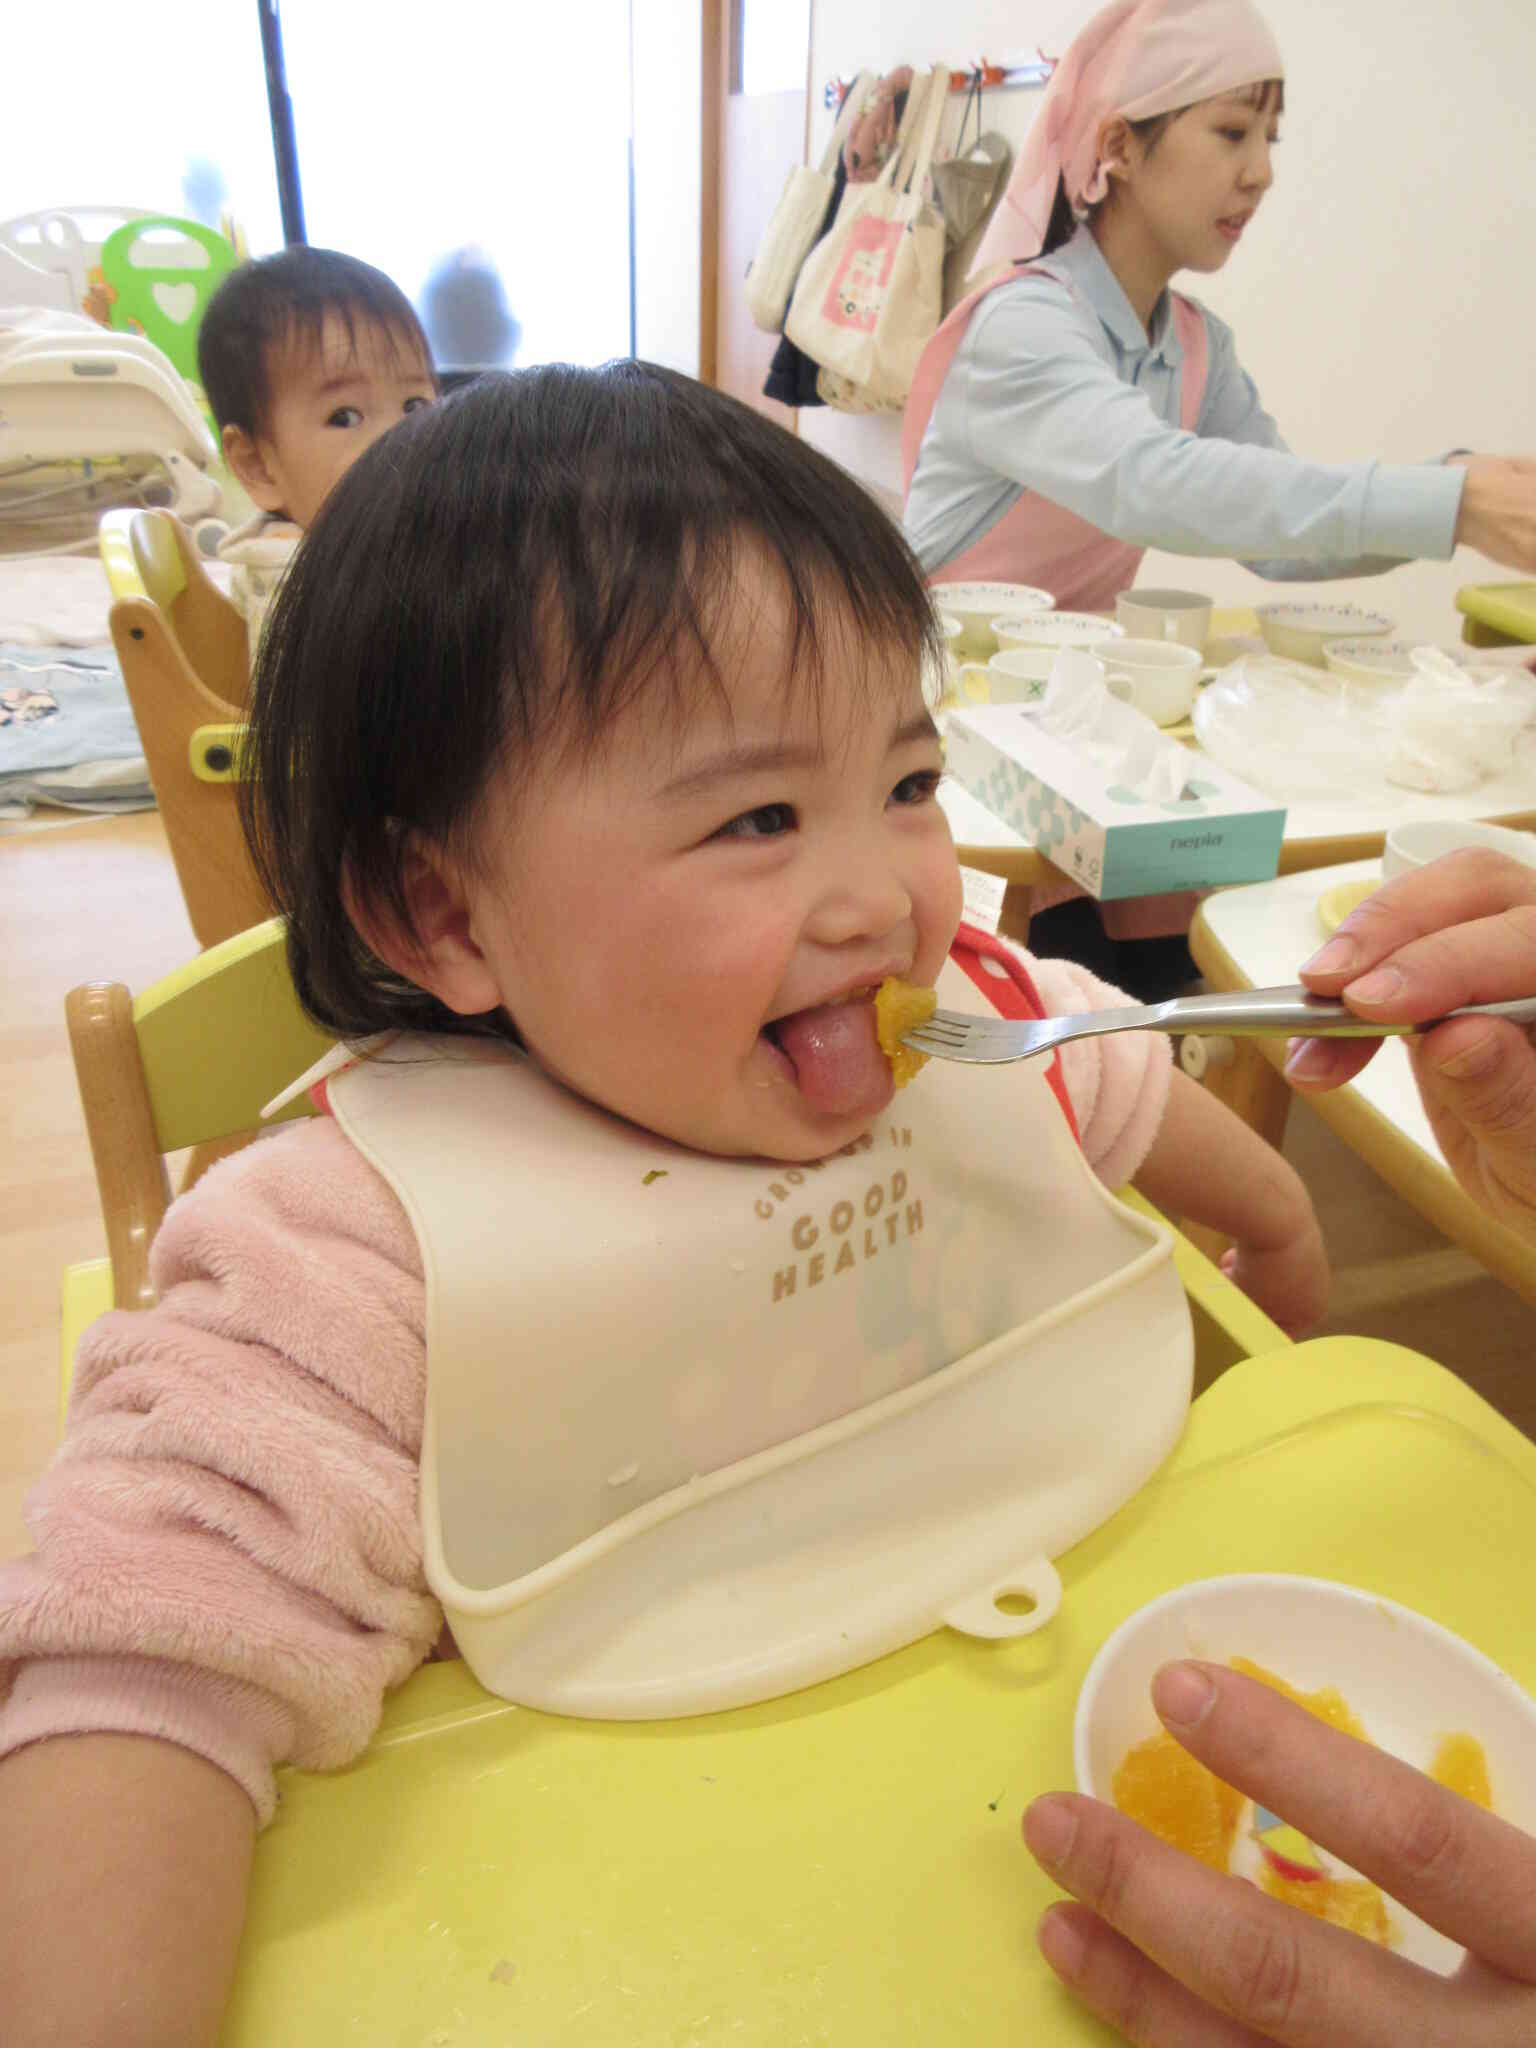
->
[945, 704, 1287, 900]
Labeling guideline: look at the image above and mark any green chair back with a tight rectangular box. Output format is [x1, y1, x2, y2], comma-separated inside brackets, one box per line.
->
[133, 917, 334, 1153]
[99, 215, 237, 383]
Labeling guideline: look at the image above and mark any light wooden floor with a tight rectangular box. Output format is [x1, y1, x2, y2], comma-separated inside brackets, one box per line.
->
[2, 813, 1533, 1564]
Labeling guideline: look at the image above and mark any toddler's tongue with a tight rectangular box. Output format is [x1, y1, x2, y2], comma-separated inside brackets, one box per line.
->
[772, 1000, 892, 1117]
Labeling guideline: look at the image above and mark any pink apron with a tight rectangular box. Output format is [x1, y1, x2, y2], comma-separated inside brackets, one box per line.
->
[901, 262, 1209, 613]
[906, 264, 1210, 938]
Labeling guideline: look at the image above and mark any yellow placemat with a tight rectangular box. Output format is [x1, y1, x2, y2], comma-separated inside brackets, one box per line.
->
[229, 1340, 1536, 2046]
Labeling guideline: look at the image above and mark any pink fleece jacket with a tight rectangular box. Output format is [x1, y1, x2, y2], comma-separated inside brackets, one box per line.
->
[0, 945, 1169, 1824]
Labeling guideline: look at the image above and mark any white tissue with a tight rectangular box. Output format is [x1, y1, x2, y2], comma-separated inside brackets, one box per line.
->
[1037, 650, 1191, 802]
[1118, 722, 1191, 803]
[1387, 648, 1535, 792]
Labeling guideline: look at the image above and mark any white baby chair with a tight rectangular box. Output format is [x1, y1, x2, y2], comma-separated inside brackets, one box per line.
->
[0, 208, 227, 559]
[0, 205, 154, 315]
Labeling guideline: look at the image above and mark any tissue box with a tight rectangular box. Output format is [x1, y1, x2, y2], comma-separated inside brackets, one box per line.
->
[945, 703, 1287, 899]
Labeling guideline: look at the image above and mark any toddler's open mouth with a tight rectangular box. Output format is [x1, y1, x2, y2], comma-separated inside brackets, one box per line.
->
[762, 988, 893, 1117]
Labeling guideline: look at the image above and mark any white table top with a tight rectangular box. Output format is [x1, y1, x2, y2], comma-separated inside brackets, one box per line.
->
[1197, 859, 1443, 1166]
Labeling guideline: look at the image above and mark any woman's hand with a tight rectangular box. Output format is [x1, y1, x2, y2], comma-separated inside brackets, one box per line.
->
[1022, 1660, 1536, 2046]
[1286, 850, 1536, 1240]
[1449, 454, 1536, 573]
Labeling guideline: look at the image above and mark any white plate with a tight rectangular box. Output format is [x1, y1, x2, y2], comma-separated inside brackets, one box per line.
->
[1324, 637, 1535, 684]
[993, 610, 1121, 652]
[929, 581, 1054, 657]
[1256, 602, 1394, 666]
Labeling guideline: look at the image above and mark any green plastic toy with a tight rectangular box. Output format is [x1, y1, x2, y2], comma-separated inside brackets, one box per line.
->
[98, 214, 237, 383]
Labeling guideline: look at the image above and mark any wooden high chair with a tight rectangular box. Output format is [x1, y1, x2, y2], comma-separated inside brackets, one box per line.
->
[99, 507, 269, 950]
[61, 917, 333, 1403]
[99, 505, 247, 708]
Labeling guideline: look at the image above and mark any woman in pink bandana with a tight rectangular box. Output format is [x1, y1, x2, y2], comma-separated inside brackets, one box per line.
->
[903, 0, 1536, 608]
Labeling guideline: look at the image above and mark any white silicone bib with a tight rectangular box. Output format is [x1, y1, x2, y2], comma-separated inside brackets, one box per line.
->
[328, 957, 1192, 1715]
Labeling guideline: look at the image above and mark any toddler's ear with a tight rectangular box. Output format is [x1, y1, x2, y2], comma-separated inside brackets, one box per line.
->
[220, 423, 288, 515]
[345, 839, 505, 1019]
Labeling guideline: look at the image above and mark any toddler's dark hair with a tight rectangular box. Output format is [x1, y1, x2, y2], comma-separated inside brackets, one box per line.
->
[241, 360, 943, 1044]
[197, 246, 434, 435]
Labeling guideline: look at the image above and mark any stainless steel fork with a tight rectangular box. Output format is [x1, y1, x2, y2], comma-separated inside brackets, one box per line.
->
[901, 985, 1536, 1067]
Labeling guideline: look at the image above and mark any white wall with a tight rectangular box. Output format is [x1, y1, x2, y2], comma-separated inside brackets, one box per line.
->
[801, 0, 1536, 640]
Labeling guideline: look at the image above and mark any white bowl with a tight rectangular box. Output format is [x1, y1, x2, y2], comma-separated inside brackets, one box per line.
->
[993, 610, 1121, 653]
[1256, 602, 1394, 666]
[1382, 818, 1536, 879]
[1074, 1573, 1536, 1976]
[929, 582, 1053, 658]
[1324, 637, 1534, 685]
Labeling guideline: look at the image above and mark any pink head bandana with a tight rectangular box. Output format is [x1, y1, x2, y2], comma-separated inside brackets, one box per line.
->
[969, 0, 1284, 277]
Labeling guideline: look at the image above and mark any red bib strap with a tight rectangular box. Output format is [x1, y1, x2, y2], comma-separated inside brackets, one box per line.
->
[948, 921, 1081, 1144]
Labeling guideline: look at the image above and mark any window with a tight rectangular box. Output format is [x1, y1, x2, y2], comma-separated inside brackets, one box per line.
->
[277, 2, 634, 368]
[4, 11, 283, 251]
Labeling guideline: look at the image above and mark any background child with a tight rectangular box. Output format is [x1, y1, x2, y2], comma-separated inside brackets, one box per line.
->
[198, 245, 438, 657]
[0, 363, 1326, 2044]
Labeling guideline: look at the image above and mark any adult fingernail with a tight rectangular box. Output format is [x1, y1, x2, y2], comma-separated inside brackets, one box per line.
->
[1037, 1905, 1088, 1981]
[1301, 936, 1356, 975]
[1023, 1794, 1079, 1871]
[1344, 966, 1404, 1006]
[1283, 1037, 1330, 1080]
[1152, 1661, 1217, 1729]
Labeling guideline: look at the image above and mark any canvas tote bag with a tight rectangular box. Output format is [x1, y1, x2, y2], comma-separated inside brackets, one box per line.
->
[784, 66, 950, 407]
[932, 74, 1012, 246]
[745, 68, 877, 334]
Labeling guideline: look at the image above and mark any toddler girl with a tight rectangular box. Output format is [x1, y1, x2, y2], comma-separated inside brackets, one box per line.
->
[0, 363, 1326, 2045]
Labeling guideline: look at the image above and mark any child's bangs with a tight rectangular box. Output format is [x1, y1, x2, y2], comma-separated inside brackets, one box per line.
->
[495, 364, 943, 769]
[277, 296, 433, 382]
[536, 518, 941, 770]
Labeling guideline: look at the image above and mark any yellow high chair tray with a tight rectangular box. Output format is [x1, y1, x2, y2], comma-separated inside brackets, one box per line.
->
[1456, 579, 1536, 647]
[228, 1338, 1536, 2045]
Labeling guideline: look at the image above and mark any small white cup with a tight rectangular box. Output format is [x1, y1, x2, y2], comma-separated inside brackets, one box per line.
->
[1093, 637, 1201, 726]
[1115, 586, 1213, 652]
[1381, 819, 1536, 880]
[954, 645, 1058, 706]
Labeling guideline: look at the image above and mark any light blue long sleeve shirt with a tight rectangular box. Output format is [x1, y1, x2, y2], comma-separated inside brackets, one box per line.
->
[903, 228, 1463, 582]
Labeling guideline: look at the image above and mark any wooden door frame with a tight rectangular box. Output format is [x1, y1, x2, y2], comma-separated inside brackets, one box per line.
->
[700, 0, 817, 392]
[699, 0, 727, 384]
